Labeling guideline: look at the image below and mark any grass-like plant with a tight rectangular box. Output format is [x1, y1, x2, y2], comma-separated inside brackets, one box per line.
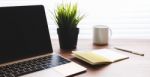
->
[54, 3, 84, 28]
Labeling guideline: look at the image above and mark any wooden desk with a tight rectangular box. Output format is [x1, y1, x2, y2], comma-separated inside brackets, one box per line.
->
[52, 39, 150, 77]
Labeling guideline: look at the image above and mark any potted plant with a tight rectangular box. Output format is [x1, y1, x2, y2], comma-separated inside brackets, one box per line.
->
[53, 3, 84, 50]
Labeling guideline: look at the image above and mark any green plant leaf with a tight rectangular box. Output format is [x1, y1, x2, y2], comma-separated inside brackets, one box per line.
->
[53, 3, 84, 28]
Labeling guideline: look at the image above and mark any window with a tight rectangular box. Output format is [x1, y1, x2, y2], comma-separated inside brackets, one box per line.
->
[1, 0, 150, 39]
[46, 0, 150, 39]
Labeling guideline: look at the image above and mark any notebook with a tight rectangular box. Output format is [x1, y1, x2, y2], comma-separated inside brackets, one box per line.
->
[72, 49, 129, 65]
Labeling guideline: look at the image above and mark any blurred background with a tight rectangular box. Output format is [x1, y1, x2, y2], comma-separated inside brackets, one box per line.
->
[1, 0, 150, 39]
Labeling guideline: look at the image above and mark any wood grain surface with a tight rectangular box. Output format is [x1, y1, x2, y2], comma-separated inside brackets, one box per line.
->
[51, 39, 150, 77]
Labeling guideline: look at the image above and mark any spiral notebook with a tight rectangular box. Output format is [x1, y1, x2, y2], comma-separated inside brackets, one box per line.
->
[72, 49, 129, 65]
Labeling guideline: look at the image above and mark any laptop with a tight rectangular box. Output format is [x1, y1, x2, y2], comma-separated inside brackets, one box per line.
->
[0, 5, 86, 77]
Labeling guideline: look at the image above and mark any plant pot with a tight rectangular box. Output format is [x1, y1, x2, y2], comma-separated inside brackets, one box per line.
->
[57, 28, 79, 50]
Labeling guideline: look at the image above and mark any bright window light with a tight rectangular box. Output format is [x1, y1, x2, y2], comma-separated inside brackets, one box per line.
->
[1, 0, 150, 39]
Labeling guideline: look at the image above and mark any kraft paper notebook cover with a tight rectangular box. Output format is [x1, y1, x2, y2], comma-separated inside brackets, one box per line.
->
[72, 49, 129, 65]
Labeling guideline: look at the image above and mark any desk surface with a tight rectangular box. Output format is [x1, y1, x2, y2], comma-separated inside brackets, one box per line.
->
[52, 39, 150, 77]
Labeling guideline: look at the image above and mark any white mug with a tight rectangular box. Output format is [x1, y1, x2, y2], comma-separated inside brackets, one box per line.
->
[93, 25, 111, 45]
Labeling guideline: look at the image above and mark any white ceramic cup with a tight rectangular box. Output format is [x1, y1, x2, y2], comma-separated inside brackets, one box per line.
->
[93, 25, 111, 45]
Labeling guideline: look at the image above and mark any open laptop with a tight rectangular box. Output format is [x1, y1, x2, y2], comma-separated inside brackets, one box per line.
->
[0, 5, 86, 77]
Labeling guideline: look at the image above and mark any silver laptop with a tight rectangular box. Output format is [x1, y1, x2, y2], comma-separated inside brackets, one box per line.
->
[0, 5, 86, 77]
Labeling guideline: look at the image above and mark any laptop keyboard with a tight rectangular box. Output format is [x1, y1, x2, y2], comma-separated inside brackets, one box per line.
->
[0, 55, 70, 77]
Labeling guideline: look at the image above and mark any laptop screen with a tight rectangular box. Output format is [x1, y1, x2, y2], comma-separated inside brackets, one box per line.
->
[0, 5, 53, 63]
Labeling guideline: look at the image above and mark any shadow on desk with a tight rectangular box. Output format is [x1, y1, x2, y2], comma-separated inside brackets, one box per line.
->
[53, 39, 150, 77]
[71, 58, 110, 70]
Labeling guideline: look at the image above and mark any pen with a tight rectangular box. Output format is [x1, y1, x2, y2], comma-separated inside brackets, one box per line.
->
[114, 47, 144, 56]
